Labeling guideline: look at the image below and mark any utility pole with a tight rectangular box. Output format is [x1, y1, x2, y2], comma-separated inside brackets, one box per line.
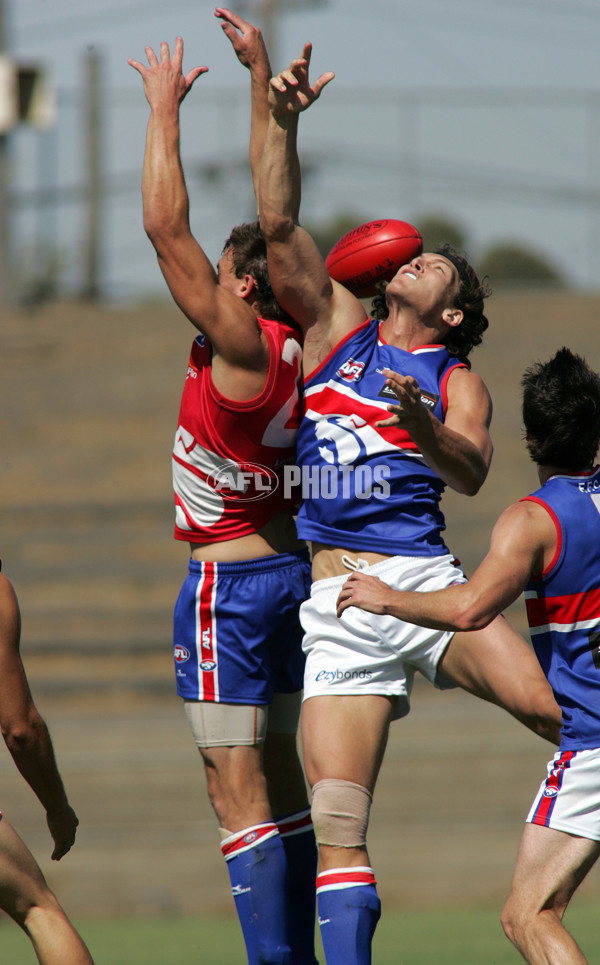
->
[0, 0, 12, 304]
[81, 47, 102, 300]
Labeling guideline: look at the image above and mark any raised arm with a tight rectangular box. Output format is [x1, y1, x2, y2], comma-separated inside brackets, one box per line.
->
[337, 499, 555, 629]
[0, 573, 79, 860]
[128, 38, 266, 369]
[216, 7, 272, 208]
[259, 47, 366, 351]
[376, 364, 493, 496]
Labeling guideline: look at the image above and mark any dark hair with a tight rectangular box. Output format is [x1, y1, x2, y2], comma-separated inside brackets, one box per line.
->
[521, 347, 600, 470]
[369, 243, 491, 361]
[222, 220, 285, 322]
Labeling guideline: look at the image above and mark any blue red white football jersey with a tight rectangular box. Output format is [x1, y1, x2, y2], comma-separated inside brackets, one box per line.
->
[172, 318, 303, 543]
[295, 318, 467, 555]
[522, 466, 600, 750]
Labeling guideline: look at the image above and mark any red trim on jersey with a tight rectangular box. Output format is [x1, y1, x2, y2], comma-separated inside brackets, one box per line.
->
[520, 496, 563, 578]
[304, 383, 418, 452]
[439, 361, 468, 415]
[197, 564, 216, 701]
[305, 318, 372, 384]
[525, 586, 600, 630]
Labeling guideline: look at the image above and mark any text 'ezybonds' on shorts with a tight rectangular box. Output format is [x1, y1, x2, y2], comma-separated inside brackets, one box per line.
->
[527, 747, 600, 841]
[301, 552, 467, 720]
[173, 550, 312, 704]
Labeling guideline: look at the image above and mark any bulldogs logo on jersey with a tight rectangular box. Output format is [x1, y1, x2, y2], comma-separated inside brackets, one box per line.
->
[337, 358, 365, 383]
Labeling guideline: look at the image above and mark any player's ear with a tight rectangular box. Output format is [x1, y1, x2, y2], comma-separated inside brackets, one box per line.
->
[442, 306, 463, 327]
[239, 274, 255, 301]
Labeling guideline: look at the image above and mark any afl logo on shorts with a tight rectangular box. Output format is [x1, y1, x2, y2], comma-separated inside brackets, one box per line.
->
[174, 645, 190, 663]
[543, 786, 558, 798]
[243, 831, 259, 845]
[200, 659, 217, 672]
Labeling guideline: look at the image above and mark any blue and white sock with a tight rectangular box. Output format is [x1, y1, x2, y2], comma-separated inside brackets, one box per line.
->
[276, 809, 318, 964]
[316, 866, 381, 965]
[221, 822, 292, 964]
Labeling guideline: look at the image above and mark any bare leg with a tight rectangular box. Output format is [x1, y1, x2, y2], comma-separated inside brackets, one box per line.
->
[263, 730, 310, 817]
[0, 815, 93, 965]
[439, 614, 561, 744]
[301, 694, 394, 870]
[199, 742, 272, 830]
[501, 823, 600, 964]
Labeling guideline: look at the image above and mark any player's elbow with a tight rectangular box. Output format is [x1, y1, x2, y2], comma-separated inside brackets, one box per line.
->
[450, 597, 493, 632]
[2, 710, 44, 754]
[258, 207, 295, 246]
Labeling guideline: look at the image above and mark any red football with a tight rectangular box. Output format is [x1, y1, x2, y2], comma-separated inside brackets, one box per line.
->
[325, 219, 423, 297]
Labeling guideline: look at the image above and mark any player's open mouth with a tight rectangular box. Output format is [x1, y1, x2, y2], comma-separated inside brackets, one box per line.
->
[403, 270, 418, 280]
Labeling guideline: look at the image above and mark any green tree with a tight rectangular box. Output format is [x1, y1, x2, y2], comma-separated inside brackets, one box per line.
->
[479, 243, 564, 289]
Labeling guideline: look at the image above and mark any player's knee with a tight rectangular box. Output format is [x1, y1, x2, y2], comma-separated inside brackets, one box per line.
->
[500, 897, 518, 944]
[311, 778, 372, 848]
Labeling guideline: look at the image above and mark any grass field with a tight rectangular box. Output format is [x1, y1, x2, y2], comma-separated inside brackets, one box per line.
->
[2, 904, 599, 964]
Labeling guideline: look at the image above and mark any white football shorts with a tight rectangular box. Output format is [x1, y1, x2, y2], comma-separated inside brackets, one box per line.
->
[527, 747, 600, 841]
[301, 552, 466, 720]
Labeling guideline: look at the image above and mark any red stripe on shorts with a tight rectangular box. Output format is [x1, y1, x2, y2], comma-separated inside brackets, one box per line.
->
[198, 563, 216, 701]
[531, 750, 574, 827]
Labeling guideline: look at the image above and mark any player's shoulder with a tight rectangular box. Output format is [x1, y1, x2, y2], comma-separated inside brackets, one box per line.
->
[446, 363, 492, 409]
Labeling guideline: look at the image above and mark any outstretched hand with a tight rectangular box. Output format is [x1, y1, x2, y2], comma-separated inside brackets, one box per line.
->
[375, 367, 428, 431]
[215, 7, 270, 74]
[269, 43, 334, 117]
[128, 36, 208, 109]
[336, 572, 391, 618]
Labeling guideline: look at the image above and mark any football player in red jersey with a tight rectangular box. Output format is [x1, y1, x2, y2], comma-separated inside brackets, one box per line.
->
[129, 12, 317, 964]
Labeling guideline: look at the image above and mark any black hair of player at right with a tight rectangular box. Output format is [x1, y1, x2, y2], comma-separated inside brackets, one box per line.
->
[522, 347, 600, 470]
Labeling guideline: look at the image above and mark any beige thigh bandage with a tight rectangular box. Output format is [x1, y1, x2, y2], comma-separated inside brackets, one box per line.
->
[184, 701, 267, 748]
[311, 778, 373, 848]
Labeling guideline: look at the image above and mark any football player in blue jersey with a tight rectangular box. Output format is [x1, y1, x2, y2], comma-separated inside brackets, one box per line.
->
[259, 47, 562, 965]
[339, 347, 600, 965]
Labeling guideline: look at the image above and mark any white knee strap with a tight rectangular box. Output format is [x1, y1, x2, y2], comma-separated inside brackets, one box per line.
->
[311, 778, 372, 848]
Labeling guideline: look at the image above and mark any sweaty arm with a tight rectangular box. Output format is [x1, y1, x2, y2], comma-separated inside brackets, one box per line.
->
[129, 38, 265, 372]
[0, 574, 79, 860]
[377, 364, 493, 496]
[258, 47, 366, 355]
[337, 499, 555, 629]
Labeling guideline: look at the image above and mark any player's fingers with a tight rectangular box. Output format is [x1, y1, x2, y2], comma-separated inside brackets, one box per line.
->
[127, 58, 145, 75]
[215, 7, 248, 30]
[159, 41, 171, 64]
[313, 71, 335, 97]
[301, 42, 313, 64]
[172, 36, 184, 69]
[144, 45, 159, 68]
[186, 66, 209, 87]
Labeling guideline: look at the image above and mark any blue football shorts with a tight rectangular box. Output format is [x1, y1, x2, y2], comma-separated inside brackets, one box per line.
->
[173, 550, 312, 704]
